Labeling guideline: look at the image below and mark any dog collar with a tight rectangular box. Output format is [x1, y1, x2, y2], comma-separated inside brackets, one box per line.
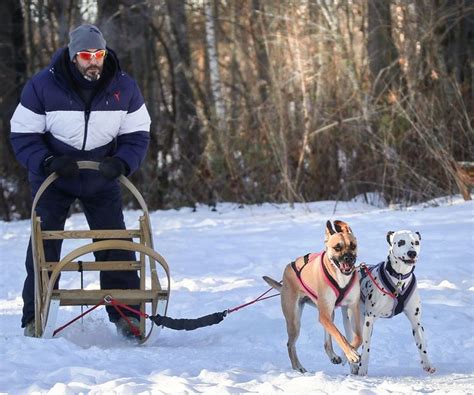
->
[385, 258, 414, 280]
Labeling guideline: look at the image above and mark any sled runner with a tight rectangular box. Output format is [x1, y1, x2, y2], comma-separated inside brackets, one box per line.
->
[30, 161, 171, 343]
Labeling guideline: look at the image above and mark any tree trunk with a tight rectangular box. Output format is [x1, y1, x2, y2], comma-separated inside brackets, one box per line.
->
[367, 0, 401, 99]
[437, 0, 473, 117]
[166, 0, 203, 204]
[204, 0, 226, 131]
[0, 0, 31, 220]
[250, 0, 271, 105]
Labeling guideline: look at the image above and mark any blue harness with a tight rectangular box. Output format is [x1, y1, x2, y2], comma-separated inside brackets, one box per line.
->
[361, 260, 416, 317]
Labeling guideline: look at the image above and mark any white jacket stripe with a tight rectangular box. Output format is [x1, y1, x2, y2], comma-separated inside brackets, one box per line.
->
[10, 104, 46, 134]
[118, 104, 151, 135]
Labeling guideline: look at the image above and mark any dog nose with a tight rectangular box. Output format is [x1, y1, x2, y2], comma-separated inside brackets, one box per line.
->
[407, 250, 417, 259]
[343, 254, 356, 264]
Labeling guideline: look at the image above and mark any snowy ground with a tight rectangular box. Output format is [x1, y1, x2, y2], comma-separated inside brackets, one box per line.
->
[0, 196, 473, 394]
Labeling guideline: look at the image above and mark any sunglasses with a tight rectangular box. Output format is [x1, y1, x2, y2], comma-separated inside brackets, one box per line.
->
[76, 49, 107, 61]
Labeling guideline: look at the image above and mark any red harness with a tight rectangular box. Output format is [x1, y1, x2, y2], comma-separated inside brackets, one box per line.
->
[291, 252, 357, 306]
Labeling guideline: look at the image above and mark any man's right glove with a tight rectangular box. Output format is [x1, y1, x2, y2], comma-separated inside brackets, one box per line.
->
[99, 157, 127, 180]
[43, 156, 79, 178]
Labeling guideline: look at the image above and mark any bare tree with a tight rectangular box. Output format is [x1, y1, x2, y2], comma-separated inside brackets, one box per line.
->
[204, 0, 226, 131]
[367, 0, 403, 99]
[0, 0, 31, 220]
[165, 0, 203, 205]
[250, 0, 271, 104]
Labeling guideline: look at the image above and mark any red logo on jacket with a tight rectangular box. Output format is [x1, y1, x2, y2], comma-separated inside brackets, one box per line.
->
[113, 91, 121, 102]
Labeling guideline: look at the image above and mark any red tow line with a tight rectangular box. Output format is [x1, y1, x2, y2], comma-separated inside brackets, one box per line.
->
[226, 287, 280, 314]
[360, 264, 396, 299]
[53, 295, 148, 337]
[53, 299, 105, 337]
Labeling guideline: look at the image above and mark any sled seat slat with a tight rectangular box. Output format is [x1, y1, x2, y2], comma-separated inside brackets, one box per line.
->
[43, 261, 142, 271]
[52, 289, 169, 306]
[41, 229, 142, 240]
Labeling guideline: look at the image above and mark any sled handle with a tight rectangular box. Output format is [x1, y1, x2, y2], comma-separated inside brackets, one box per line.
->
[31, 161, 150, 223]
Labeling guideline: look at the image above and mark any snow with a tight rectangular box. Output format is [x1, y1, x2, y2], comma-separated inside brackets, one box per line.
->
[0, 196, 473, 394]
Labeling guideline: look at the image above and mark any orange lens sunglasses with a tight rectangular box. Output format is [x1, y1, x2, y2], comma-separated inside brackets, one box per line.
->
[76, 49, 107, 61]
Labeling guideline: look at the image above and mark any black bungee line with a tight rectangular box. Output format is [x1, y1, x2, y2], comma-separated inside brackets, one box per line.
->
[148, 310, 228, 331]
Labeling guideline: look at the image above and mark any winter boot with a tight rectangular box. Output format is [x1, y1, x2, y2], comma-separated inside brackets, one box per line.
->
[24, 320, 35, 337]
[115, 316, 141, 340]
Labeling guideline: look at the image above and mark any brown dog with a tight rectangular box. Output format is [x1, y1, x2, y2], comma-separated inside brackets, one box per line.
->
[263, 220, 362, 373]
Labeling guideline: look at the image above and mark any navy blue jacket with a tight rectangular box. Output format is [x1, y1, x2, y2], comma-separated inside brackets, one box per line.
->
[10, 48, 150, 194]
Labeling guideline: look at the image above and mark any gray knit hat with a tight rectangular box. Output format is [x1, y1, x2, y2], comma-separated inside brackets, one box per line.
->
[68, 24, 106, 61]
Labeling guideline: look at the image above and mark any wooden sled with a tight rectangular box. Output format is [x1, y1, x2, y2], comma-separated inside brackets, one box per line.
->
[31, 161, 171, 343]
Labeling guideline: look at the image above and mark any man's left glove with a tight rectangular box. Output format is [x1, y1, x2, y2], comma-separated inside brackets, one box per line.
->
[43, 156, 79, 178]
[99, 157, 128, 180]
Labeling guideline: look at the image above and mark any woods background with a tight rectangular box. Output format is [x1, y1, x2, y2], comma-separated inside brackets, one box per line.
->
[0, 0, 472, 221]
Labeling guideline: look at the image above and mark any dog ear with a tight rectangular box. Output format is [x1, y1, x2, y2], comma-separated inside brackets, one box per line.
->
[325, 220, 336, 243]
[415, 231, 421, 240]
[334, 220, 352, 234]
[386, 231, 395, 245]
[326, 220, 336, 238]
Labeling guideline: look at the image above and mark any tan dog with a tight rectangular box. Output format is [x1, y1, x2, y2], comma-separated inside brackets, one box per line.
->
[263, 220, 362, 373]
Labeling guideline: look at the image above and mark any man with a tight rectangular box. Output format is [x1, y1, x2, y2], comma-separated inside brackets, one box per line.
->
[10, 24, 151, 338]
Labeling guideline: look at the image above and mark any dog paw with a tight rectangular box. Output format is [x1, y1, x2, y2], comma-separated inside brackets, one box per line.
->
[350, 363, 359, 375]
[345, 349, 360, 364]
[424, 366, 436, 374]
[292, 363, 307, 373]
[357, 367, 368, 376]
[331, 356, 342, 364]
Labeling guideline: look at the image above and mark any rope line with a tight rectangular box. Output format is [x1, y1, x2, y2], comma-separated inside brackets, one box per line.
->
[360, 264, 396, 299]
[53, 299, 105, 337]
[227, 287, 279, 314]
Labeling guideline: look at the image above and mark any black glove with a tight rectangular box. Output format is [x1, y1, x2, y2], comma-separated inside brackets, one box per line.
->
[43, 156, 79, 178]
[99, 157, 127, 179]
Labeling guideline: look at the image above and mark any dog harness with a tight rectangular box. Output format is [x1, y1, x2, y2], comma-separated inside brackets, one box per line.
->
[291, 252, 357, 306]
[361, 261, 417, 317]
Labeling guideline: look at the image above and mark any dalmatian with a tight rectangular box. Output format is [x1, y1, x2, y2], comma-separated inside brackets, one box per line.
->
[355, 230, 436, 375]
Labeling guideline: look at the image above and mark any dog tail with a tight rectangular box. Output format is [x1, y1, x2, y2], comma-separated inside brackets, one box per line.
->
[263, 276, 283, 291]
